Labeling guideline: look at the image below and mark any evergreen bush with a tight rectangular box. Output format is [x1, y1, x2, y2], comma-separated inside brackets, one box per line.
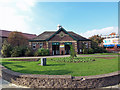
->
[1, 41, 12, 57]
[88, 48, 94, 54]
[34, 48, 49, 56]
[70, 45, 76, 59]
[25, 47, 34, 56]
[11, 46, 22, 57]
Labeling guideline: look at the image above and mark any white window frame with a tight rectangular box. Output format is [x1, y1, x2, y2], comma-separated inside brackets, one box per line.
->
[32, 43, 36, 49]
[85, 43, 88, 48]
[40, 43, 43, 49]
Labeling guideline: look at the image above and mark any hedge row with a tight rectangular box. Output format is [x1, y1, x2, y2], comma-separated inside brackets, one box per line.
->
[1, 42, 49, 57]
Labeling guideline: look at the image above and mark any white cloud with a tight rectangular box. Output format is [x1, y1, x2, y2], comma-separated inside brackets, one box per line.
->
[16, 0, 36, 11]
[80, 27, 118, 38]
[0, 0, 36, 34]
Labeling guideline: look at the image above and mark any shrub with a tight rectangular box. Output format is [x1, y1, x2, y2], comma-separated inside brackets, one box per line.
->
[20, 46, 28, 56]
[93, 47, 107, 53]
[70, 45, 76, 59]
[11, 46, 23, 57]
[1, 41, 12, 57]
[25, 47, 34, 56]
[88, 48, 94, 54]
[34, 48, 49, 56]
[82, 48, 88, 54]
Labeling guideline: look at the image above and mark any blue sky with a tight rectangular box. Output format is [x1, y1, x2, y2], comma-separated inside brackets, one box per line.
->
[0, 1, 118, 38]
[31, 2, 118, 33]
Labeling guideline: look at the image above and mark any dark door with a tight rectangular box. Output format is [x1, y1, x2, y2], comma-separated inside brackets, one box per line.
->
[65, 45, 70, 54]
[52, 45, 59, 55]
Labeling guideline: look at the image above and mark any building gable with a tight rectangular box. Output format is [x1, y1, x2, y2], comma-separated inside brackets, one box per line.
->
[46, 27, 77, 41]
[49, 30, 75, 41]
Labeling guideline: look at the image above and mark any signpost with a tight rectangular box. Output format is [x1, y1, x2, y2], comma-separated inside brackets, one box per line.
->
[41, 58, 46, 66]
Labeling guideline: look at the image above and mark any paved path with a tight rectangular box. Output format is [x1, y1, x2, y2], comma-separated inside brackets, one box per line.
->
[1, 54, 118, 59]
[0, 77, 28, 88]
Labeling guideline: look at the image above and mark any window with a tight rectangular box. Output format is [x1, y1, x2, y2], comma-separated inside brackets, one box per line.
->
[59, 32, 65, 37]
[40, 43, 43, 48]
[80, 49, 82, 52]
[32, 43, 36, 49]
[85, 43, 88, 48]
[117, 46, 120, 48]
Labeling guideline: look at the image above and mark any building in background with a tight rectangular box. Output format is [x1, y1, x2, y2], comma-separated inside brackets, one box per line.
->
[29, 25, 91, 55]
[0, 30, 37, 51]
[101, 32, 120, 53]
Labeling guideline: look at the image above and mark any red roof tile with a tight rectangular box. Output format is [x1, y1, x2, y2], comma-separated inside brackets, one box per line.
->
[0, 30, 37, 39]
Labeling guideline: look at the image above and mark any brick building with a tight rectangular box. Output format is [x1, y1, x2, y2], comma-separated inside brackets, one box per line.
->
[29, 25, 91, 55]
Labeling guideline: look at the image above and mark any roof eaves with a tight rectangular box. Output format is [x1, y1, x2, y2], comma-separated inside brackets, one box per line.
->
[29, 40, 46, 42]
[78, 39, 91, 41]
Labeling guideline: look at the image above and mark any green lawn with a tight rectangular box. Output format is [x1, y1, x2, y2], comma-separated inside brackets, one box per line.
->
[1, 56, 118, 76]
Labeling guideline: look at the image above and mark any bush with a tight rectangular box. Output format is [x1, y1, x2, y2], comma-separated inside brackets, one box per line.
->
[93, 47, 107, 53]
[20, 46, 28, 56]
[34, 48, 49, 56]
[1, 40, 34, 57]
[1, 41, 12, 57]
[88, 48, 94, 54]
[25, 47, 34, 56]
[82, 48, 88, 54]
[70, 45, 76, 59]
[11, 46, 23, 57]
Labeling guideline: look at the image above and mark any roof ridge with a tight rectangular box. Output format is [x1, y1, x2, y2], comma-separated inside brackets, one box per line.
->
[0, 30, 11, 32]
[0, 30, 36, 36]
[44, 31, 56, 32]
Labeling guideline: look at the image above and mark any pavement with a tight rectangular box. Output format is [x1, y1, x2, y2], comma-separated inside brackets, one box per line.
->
[0, 77, 28, 88]
[1, 54, 118, 59]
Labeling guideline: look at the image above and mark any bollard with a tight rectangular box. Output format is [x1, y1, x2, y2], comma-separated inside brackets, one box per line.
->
[41, 58, 46, 66]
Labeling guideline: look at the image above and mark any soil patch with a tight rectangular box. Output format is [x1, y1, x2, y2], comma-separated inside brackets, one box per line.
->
[96, 57, 115, 59]
[8, 58, 40, 61]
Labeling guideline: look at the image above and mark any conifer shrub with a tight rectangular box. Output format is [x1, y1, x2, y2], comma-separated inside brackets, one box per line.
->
[1, 41, 12, 57]
[70, 45, 77, 59]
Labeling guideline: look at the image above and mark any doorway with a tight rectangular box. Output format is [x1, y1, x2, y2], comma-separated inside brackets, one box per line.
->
[52, 45, 60, 55]
[65, 45, 70, 55]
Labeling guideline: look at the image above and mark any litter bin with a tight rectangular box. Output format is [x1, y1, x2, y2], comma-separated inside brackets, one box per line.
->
[41, 58, 46, 66]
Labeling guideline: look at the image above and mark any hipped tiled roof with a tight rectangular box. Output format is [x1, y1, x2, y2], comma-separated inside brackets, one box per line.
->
[0, 30, 37, 39]
[31, 28, 90, 41]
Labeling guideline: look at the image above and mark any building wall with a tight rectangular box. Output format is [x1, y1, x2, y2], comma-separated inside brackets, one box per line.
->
[30, 41, 47, 51]
[30, 31, 91, 55]
[77, 41, 91, 54]
[47, 41, 77, 55]
[48, 31, 77, 55]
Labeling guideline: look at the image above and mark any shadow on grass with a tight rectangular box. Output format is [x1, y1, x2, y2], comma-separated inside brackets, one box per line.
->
[18, 69, 72, 75]
[13, 65, 25, 68]
[46, 64, 65, 66]
[2, 62, 13, 65]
